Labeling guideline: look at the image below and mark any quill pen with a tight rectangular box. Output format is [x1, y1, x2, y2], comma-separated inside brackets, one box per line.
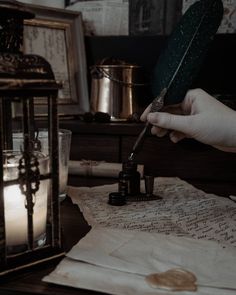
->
[129, 0, 223, 161]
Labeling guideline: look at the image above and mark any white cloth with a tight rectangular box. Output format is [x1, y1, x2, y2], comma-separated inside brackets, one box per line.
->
[43, 227, 236, 295]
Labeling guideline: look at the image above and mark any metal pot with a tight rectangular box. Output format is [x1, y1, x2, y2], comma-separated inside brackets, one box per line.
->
[90, 64, 147, 120]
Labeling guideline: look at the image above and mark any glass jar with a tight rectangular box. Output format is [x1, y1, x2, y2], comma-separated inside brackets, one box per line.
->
[118, 161, 140, 196]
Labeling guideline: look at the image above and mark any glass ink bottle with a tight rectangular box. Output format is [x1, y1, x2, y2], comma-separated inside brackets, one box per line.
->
[118, 161, 140, 196]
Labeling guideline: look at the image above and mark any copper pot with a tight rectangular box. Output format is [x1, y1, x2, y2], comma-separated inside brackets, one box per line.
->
[90, 64, 147, 120]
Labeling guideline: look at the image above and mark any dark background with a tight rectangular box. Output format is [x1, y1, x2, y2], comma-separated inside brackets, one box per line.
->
[85, 34, 236, 102]
[65, 1, 236, 104]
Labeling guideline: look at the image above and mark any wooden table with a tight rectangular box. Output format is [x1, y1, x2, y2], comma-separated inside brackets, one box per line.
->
[0, 178, 235, 295]
[0, 196, 98, 295]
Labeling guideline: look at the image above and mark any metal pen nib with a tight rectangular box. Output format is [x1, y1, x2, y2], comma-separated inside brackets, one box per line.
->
[128, 88, 167, 162]
[128, 122, 150, 161]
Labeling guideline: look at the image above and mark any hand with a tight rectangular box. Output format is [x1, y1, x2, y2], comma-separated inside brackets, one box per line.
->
[141, 88, 236, 152]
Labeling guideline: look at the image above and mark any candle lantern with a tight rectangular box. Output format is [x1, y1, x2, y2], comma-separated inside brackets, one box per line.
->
[0, 0, 64, 275]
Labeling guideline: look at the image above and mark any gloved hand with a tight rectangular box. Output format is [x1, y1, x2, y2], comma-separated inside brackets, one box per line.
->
[141, 88, 236, 152]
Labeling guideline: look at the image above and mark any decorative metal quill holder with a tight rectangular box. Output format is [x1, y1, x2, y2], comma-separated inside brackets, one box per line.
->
[0, 0, 64, 276]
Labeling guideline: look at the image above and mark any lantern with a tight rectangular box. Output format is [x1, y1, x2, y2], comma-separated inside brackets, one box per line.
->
[0, 0, 64, 275]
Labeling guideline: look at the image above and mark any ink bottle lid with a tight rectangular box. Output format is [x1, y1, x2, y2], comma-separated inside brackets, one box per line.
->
[108, 192, 126, 206]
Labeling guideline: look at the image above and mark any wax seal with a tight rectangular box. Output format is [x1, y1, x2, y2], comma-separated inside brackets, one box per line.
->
[145, 268, 197, 291]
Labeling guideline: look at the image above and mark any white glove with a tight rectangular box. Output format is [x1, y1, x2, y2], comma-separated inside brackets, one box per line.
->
[141, 88, 236, 152]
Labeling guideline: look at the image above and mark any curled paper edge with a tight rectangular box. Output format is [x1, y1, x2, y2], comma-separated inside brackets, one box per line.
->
[69, 160, 144, 178]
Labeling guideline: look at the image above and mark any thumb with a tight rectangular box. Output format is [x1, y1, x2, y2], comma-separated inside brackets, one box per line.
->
[147, 112, 192, 135]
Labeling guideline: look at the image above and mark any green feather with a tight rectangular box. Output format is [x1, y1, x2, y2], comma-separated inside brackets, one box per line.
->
[151, 0, 223, 109]
[129, 0, 224, 160]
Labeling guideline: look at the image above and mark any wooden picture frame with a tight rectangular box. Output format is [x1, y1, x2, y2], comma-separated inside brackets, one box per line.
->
[23, 4, 89, 116]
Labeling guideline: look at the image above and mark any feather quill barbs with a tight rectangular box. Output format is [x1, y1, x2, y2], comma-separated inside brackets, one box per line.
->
[151, 0, 224, 110]
[128, 0, 224, 160]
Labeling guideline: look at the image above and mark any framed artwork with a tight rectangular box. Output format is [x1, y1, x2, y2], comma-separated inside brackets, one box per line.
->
[129, 0, 182, 36]
[22, 4, 89, 116]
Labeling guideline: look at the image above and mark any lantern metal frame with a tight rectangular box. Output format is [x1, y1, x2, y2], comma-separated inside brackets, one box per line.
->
[0, 0, 64, 276]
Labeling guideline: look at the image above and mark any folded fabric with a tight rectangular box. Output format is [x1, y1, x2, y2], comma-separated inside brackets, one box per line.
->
[43, 227, 236, 295]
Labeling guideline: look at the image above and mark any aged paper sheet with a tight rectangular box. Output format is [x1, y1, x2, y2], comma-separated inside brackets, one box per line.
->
[69, 160, 144, 178]
[44, 178, 236, 294]
[44, 227, 236, 295]
[68, 177, 236, 247]
[24, 25, 70, 99]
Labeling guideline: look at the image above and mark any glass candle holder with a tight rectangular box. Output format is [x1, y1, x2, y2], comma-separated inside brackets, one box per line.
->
[3, 151, 49, 254]
[13, 129, 72, 201]
[58, 129, 72, 199]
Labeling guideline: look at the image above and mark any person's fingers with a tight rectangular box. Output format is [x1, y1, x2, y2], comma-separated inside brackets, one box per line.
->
[140, 104, 152, 121]
[213, 145, 236, 153]
[151, 126, 168, 137]
[169, 131, 187, 143]
[141, 95, 188, 122]
[161, 104, 183, 115]
[147, 112, 193, 136]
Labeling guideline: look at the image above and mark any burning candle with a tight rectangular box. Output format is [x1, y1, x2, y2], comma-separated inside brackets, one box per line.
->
[3, 151, 49, 253]
[13, 129, 71, 201]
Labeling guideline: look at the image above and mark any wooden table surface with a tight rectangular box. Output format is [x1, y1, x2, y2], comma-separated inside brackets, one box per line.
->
[0, 197, 105, 295]
[0, 179, 235, 295]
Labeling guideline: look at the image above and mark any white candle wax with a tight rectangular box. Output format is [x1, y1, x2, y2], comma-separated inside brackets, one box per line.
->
[3, 151, 49, 249]
[4, 182, 48, 246]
